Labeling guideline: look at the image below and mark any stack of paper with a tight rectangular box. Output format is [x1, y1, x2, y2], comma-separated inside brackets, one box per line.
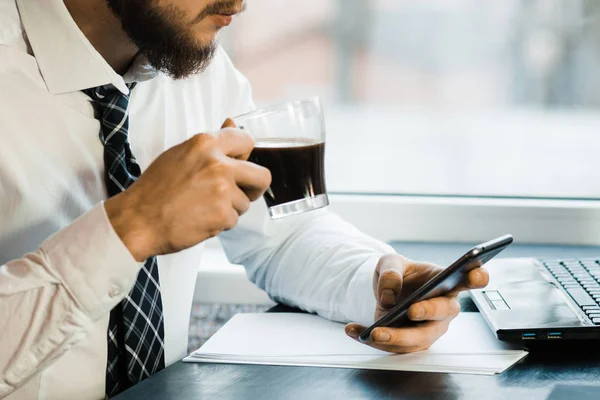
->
[184, 313, 528, 375]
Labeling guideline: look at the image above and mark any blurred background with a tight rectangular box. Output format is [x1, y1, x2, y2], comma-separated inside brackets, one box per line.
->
[219, 0, 600, 199]
[190, 0, 600, 351]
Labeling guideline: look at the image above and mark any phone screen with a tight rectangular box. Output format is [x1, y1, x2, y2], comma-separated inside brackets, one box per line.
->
[358, 234, 513, 343]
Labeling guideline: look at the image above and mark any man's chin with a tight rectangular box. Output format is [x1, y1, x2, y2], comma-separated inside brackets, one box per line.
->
[143, 43, 218, 80]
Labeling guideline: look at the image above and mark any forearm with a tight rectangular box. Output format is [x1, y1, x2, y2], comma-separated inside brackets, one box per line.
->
[0, 204, 140, 397]
[220, 207, 394, 326]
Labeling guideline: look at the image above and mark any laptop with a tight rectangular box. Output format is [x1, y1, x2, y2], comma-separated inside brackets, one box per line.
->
[470, 257, 600, 342]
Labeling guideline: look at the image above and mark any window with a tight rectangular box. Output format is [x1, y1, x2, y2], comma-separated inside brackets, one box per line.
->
[196, 0, 600, 339]
[223, 0, 600, 200]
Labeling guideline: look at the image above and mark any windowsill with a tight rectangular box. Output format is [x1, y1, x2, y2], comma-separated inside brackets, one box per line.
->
[328, 193, 600, 246]
[196, 193, 600, 305]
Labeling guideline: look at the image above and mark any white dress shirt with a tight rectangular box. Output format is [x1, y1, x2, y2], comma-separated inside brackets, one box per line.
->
[0, 0, 394, 399]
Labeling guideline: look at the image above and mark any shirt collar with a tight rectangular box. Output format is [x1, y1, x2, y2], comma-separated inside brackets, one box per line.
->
[16, 0, 158, 95]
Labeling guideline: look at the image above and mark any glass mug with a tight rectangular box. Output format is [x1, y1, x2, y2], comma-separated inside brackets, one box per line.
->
[234, 97, 329, 219]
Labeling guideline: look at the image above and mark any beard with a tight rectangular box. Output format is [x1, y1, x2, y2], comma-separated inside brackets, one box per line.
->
[106, 0, 219, 80]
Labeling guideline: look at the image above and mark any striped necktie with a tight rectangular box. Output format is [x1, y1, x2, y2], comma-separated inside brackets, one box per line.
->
[84, 83, 165, 398]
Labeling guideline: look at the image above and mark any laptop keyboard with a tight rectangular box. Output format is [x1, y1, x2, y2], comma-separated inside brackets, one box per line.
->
[542, 259, 600, 325]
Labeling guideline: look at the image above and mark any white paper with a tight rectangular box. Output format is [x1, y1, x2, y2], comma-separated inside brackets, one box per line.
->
[185, 313, 528, 375]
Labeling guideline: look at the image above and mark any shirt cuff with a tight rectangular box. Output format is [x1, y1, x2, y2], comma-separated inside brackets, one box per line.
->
[41, 203, 142, 321]
[343, 254, 381, 326]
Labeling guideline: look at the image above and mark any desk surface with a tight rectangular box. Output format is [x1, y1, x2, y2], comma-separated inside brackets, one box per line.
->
[116, 243, 600, 400]
[114, 346, 600, 400]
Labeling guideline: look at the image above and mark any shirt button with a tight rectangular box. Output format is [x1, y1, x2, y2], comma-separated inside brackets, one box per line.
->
[108, 285, 122, 298]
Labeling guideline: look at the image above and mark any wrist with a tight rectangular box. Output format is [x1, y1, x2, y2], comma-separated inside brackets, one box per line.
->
[104, 192, 155, 262]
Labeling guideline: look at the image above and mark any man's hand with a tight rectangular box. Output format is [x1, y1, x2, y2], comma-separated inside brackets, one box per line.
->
[345, 254, 489, 353]
[105, 119, 271, 261]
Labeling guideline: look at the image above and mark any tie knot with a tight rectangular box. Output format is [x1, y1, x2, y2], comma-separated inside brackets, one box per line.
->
[84, 83, 137, 102]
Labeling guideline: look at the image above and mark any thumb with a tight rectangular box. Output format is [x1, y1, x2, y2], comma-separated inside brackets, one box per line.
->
[221, 118, 237, 129]
[375, 255, 407, 311]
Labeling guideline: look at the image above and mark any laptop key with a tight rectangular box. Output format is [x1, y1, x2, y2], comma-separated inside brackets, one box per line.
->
[592, 318, 600, 325]
[583, 305, 600, 310]
[570, 270, 588, 276]
[560, 281, 578, 286]
[544, 261, 564, 266]
[566, 288, 597, 306]
[555, 276, 572, 281]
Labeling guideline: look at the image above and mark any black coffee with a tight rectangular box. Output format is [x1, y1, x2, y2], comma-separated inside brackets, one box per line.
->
[249, 138, 327, 208]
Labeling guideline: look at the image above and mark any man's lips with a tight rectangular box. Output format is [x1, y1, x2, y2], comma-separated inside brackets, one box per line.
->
[210, 8, 242, 26]
[211, 14, 234, 27]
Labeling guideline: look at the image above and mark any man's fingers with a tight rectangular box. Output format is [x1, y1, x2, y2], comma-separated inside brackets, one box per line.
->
[447, 268, 490, 297]
[345, 323, 364, 340]
[221, 118, 237, 129]
[346, 321, 451, 353]
[230, 185, 251, 216]
[407, 297, 461, 322]
[230, 159, 271, 201]
[370, 321, 449, 352]
[217, 127, 255, 160]
[466, 267, 489, 288]
[375, 255, 406, 310]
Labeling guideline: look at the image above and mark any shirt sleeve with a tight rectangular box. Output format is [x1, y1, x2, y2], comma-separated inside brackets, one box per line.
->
[0, 204, 141, 397]
[220, 204, 394, 326]
[216, 49, 395, 326]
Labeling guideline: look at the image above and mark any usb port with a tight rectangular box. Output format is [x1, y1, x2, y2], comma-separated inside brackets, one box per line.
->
[547, 332, 563, 339]
[522, 333, 537, 340]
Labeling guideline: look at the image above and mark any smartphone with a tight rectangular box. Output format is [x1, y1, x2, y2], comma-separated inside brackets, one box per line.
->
[358, 234, 514, 343]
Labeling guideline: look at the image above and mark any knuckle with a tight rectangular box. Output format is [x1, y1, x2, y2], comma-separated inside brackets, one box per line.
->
[421, 301, 434, 317]
[212, 177, 230, 196]
[380, 269, 401, 282]
[207, 158, 229, 176]
[390, 331, 405, 345]
[190, 133, 216, 151]
[408, 303, 424, 320]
